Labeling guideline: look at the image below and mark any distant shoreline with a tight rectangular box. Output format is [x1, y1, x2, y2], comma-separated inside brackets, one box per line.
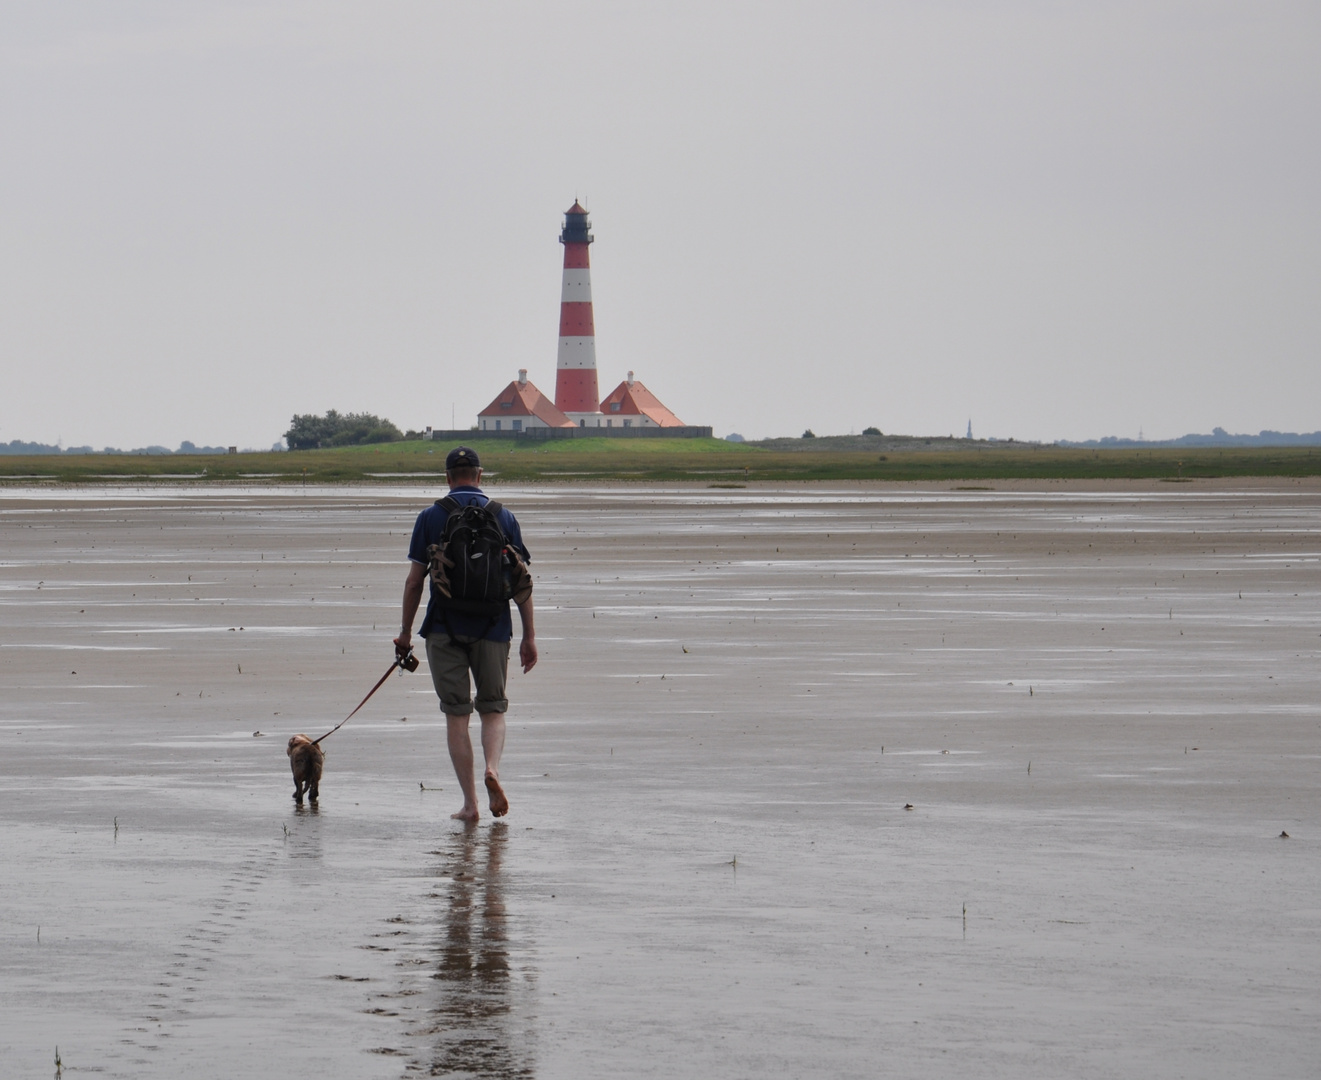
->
[4, 476, 1321, 505]
[2, 437, 1321, 485]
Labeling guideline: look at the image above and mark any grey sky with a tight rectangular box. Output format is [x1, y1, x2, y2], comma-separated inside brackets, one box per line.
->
[2, 2, 1317, 447]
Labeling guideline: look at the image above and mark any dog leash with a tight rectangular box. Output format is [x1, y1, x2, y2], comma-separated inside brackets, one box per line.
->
[312, 647, 419, 745]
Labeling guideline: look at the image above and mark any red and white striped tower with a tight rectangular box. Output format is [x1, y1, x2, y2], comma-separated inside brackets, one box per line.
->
[554, 201, 604, 426]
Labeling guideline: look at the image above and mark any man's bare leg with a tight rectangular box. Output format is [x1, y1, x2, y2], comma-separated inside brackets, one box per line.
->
[446, 712, 480, 822]
[480, 711, 508, 816]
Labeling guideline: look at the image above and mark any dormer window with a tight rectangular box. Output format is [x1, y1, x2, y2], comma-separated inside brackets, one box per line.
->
[610, 402, 621, 412]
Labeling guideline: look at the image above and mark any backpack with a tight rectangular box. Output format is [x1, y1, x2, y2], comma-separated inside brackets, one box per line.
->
[426, 496, 527, 617]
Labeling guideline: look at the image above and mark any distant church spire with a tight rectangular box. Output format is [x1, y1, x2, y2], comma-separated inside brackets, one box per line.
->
[966, 418, 972, 440]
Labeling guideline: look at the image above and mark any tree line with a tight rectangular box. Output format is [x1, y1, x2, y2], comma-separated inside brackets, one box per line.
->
[283, 410, 403, 450]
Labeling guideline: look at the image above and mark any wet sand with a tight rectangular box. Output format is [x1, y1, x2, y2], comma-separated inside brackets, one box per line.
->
[2, 481, 1319, 1078]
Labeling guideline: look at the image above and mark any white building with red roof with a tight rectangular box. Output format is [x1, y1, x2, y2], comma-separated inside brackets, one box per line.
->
[477, 370, 575, 433]
[598, 371, 686, 428]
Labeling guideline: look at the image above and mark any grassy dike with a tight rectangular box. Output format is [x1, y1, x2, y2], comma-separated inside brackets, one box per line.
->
[3, 436, 1321, 484]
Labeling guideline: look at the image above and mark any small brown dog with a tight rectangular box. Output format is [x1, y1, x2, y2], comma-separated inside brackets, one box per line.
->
[286, 734, 324, 804]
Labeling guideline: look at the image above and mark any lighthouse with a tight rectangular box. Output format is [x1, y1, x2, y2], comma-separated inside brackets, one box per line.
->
[554, 201, 604, 426]
[463, 200, 696, 435]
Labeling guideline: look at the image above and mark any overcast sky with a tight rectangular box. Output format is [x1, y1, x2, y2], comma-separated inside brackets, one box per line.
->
[2, 2, 1318, 447]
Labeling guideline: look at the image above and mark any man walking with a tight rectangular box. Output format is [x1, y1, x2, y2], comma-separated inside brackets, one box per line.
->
[395, 447, 537, 822]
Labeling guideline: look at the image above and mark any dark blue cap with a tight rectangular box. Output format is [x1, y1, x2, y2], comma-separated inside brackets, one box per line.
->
[445, 446, 480, 470]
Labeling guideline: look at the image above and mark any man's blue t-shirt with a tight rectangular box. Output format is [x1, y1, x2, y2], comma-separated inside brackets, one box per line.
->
[408, 486, 530, 643]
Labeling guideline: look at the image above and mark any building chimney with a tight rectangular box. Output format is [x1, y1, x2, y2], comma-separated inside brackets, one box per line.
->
[518, 368, 528, 386]
[627, 370, 634, 388]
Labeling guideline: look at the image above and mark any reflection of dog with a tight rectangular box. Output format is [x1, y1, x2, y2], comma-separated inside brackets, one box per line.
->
[287, 735, 324, 804]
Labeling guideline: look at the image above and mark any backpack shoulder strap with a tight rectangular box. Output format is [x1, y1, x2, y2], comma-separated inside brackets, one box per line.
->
[437, 495, 461, 513]
[485, 500, 503, 516]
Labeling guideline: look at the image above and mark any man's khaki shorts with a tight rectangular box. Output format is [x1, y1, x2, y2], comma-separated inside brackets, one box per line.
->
[425, 634, 510, 715]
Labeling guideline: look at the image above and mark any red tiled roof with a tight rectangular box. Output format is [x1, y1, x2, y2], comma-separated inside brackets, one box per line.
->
[599, 379, 685, 427]
[566, 200, 588, 215]
[478, 379, 575, 427]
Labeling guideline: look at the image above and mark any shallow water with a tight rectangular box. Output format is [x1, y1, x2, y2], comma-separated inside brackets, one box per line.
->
[1, 483, 1319, 1077]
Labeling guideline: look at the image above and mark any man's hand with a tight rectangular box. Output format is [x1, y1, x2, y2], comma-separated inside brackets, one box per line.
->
[515, 595, 537, 673]
[398, 561, 426, 660]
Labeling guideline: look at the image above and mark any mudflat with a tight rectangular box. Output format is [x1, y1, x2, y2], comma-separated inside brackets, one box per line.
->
[2, 481, 1318, 1078]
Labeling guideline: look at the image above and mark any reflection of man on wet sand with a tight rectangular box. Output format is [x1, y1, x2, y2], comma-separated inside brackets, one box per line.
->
[395, 447, 537, 822]
[420, 827, 536, 1076]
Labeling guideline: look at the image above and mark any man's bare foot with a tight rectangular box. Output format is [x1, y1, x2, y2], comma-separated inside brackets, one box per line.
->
[485, 774, 509, 817]
[451, 806, 479, 823]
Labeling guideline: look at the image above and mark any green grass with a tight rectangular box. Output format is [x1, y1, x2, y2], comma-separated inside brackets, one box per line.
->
[2, 438, 1320, 484]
